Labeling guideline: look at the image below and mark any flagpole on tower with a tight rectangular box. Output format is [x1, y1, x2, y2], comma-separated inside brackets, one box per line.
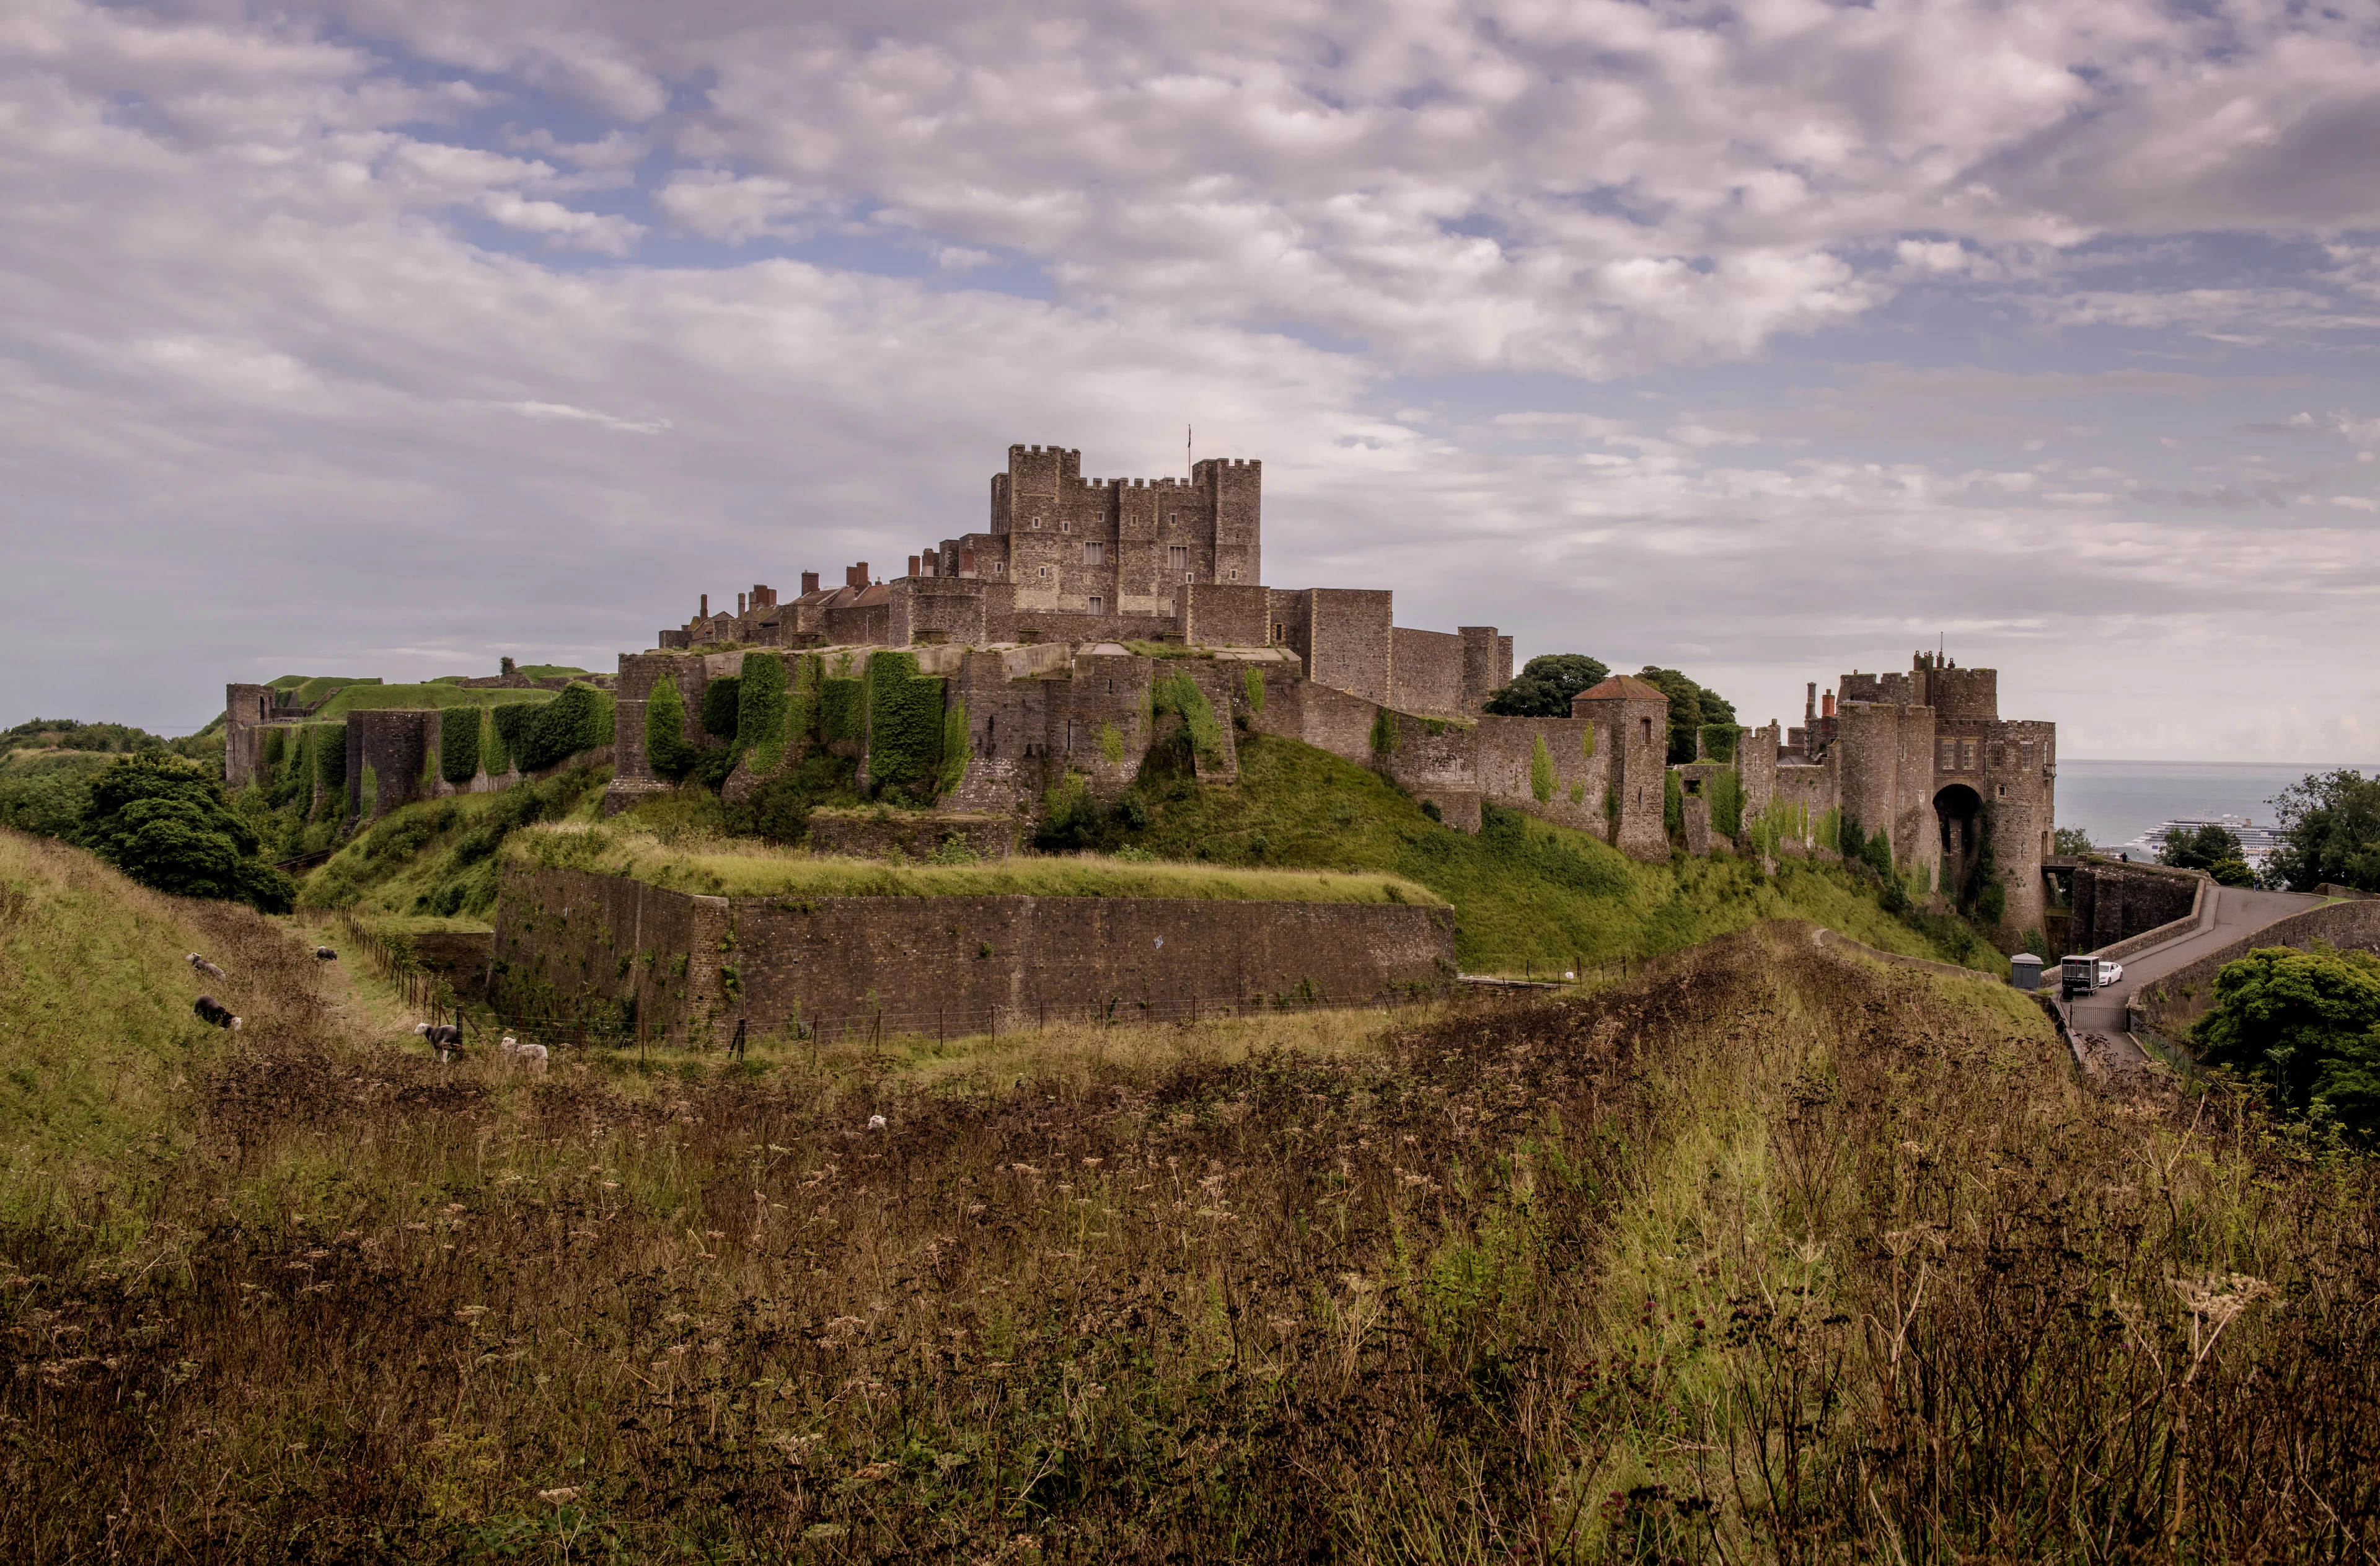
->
[1187, 423, 1193, 476]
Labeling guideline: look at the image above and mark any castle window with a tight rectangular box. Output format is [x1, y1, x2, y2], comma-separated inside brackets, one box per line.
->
[1168, 544, 1188, 570]
[1030, 516, 1042, 530]
[1038, 565, 1049, 579]
[1083, 541, 1103, 565]
[1937, 739, 1955, 771]
[1088, 595, 1104, 615]
[1990, 743, 2004, 769]
[1227, 567, 1239, 582]
[2020, 740, 2034, 771]
[1060, 518, 1071, 533]
[1641, 717, 1652, 744]
[1960, 740, 1977, 770]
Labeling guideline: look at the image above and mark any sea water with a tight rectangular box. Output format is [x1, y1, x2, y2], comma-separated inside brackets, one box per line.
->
[2055, 759, 2365, 856]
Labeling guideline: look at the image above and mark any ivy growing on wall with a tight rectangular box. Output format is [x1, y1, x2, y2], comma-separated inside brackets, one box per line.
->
[439, 704, 481, 785]
[1096, 722, 1126, 765]
[315, 723, 346, 794]
[819, 677, 865, 744]
[1369, 705, 1399, 756]
[478, 707, 503, 777]
[491, 704, 536, 776]
[786, 655, 823, 748]
[1243, 666, 1265, 716]
[1154, 672, 1228, 771]
[519, 683, 614, 773]
[1581, 724, 1597, 759]
[1815, 807, 1841, 853]
[738, 655, 791, 777]
[700, 675, 742, 741]
[262, 728, 286, 769]
[1699, 724, 1744, 763]
[865, 651, 950, 803]
[644, 674, 694, 781]
[1747, 797, 1808, 859]
[1530, 733, 1556, 803]
[1664, 769, 1685, 843]
[1708, 766, 1745, 841]
[358, 763, 379, 820]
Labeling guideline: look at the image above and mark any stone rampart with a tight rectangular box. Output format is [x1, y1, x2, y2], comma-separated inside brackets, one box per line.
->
[2133, 899, 2380, 1032]
[1389, 627, 1465, 719]
[807, 810, 1018, 860]
[494, 866, 1456, 1042]
[2071, 860, 2203, 953]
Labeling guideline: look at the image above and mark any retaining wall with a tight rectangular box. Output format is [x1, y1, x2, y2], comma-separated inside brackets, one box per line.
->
[2133, 899, 2380, 1032]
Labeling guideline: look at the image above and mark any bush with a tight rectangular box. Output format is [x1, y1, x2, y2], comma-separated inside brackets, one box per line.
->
[438, 706, 480, 785]
[1369, 705, 1398, 756]
[315, 722, 347, 793]
[1152, 673, 1227, 771]
[643, 675, 695, 781]
[2193, 945, 2380, 1131]
[725, 751, 860, 844]
[1708, 767, 1744, 841]
[76, 752, 292, 911]
[738, 655, 791, 777]
[1529, 734, 1555, 803]
[0, 771, 92, 838]
[1699, 724, 1743, 763]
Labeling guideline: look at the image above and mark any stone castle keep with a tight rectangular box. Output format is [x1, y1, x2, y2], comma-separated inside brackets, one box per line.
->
[221, 438, 2058, 1035]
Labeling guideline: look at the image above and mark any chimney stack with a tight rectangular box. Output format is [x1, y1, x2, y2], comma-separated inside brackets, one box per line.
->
[908, 554, 921, 578]
[846, 563, 870, 591]
[1822, 691, 1836, 719]
[700, 593, 708, 619]
[801, 571, 819, 596]
[737, 592, 747, 616]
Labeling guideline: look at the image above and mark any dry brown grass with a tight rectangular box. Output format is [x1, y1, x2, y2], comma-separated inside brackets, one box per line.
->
[1, 856, 2375, 1562]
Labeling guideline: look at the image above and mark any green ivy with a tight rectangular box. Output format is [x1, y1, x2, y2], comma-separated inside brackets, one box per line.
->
[820, 678, 865, 743]
[938, 697, 971, 797]
[1097, 722, 1126, 764]
[1369, 705, 1399, 756]
[358, 763, 379, 820]
[1816, 807, 1841, 853]
[315, 723, 346, 794]
[701, 674, 742, 741]
[738, 655, 791, 777]
[519, 683, 614, 772]
[262, 728, 286, 768]
[786, 655, 823, 746]
[1530, 733, 1556, 802]
[1708, 766, 1744, 841]
[1664, 769, 1685, 842]
[1569, 780, 1585, 805]
[1581, 724, 1597, 759]
[491, 704, 537, 775]
[865, 651, 949, 802]
[1244, 666, 1266, 716]
[439, 704, 482, 785]
[1699, 724, 1744, 763]
[644, 673, 694, 781]
[478, 707, 501, 777]
[1154, 672, 1228, 770]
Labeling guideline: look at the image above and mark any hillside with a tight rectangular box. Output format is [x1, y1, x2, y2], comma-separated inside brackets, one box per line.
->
[294, 733, 1998, 976]
[1, 862, 2369, 1560]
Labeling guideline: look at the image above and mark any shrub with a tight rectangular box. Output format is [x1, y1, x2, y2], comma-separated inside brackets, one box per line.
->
[314, 722, 346, 793]
[76, 752, 293, 911]
[2193, 945, 2380, 1131]
[1153, 673, 1228, 771]
[438, 706, 481, 785]
[1708, 767, 1744, 841]
[1530, 734, 1556, 803]
[1580, 724, 1597, 759]
[490, 704, 537, 775]
[643, 675, 695, 781]
[1699, 723, 1743, 763]
[701, 674, 742, 741]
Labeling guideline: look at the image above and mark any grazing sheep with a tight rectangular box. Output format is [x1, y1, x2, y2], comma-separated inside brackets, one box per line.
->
[415, 1022, 465, 1062]
[192, 994, 241, 1031]
[187, 953, 226, 981]
[866, 1114, 888, 1133]
[499, 1036, 549, 1069]
[314, 946, 338, 962]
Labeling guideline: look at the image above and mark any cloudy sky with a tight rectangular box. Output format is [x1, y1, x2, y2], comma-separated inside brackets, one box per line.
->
[5, 0, 2379, 758]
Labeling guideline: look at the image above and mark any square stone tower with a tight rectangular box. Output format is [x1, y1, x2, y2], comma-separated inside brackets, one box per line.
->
[1574, 674, 1672, 860]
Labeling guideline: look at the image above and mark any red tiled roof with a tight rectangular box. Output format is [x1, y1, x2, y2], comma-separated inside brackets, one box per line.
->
[1577, 674, 1670, 702]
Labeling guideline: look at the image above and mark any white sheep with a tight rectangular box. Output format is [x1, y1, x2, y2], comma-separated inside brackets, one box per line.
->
[500, 1036, 549, 1069]
[187, 953, 226, 981]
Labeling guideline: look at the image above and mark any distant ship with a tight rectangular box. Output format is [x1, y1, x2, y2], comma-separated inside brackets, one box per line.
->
[2123, 813, 2280, 867]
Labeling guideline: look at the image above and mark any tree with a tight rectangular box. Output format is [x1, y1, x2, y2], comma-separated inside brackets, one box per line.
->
[1482, 654, 1608, 717]
[643, 675, 695, 781]
[2262, 768, 2380, 893]
[1635, 667, 1735, 764]
[77, 753, 294, 912]
[2192, 945, 2380, 1133]
[2159, 822, 2244, 872]
[2052, 826, 2096, 856]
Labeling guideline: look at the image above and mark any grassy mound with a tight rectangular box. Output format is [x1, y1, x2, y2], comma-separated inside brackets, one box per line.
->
[312, 683, 555, 718]
[296, 764, 609, 921]
[503, 821, 1441, 904]
[1113, 731, 1987, 973]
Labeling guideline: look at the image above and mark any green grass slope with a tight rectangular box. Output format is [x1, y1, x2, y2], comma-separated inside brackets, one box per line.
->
[296, 764, 609, 920]
[314, 683, 555, 717]
[1114, 732, 1994, 974]
[0, 831, 242, 1214]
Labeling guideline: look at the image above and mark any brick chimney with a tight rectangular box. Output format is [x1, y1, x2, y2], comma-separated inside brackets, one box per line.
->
[737, 592, 747, 615]
[700, 593, 708, 619]
[845, 563, 870, 590]
[801, 571, 819, 596]
[908, 554, 921, 578]
[1822, 691, 1836, 719]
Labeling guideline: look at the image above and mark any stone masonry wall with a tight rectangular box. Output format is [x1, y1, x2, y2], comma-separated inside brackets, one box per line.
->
[2071, 861, 2201, 953]
[2133, 899, 2380, 1032]
[1474, 716, 1610, 835]
[495, 866, 1456, 1042]
[1388, 627, 1465, 719]
[1302, 589, 1393, 707]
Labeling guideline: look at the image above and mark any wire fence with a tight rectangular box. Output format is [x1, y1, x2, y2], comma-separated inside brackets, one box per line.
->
[334, 911, 467, 1031]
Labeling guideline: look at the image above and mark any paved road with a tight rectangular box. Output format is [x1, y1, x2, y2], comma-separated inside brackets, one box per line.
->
[2065, 885, 2325, 1061]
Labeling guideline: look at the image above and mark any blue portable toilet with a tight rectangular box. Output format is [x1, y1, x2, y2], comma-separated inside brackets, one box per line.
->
[2009, 953, 2043, 992]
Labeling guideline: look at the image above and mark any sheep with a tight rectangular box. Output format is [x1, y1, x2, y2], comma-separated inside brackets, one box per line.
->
[866, 1114, 888, 1133]
[193, 994, 241, 1030]
[314, 946, 338, 962]
[187, 953, 226, 981]
[415, 1022, 465, 1062]
[499, 1036, 549, 1069]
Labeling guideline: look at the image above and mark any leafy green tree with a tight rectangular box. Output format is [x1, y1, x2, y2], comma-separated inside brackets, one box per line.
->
[2192, 945, 2380, 1133]
[1635, 666, 1735, 764]
[2262, 768, 2380, 892]
[1483, 654, 1608, 717]
[2159, 822, 2244, 872]
[2209, 857, 2255, 887]
[2052, 826, 2096, 856]
[77, 753, 294, 912]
